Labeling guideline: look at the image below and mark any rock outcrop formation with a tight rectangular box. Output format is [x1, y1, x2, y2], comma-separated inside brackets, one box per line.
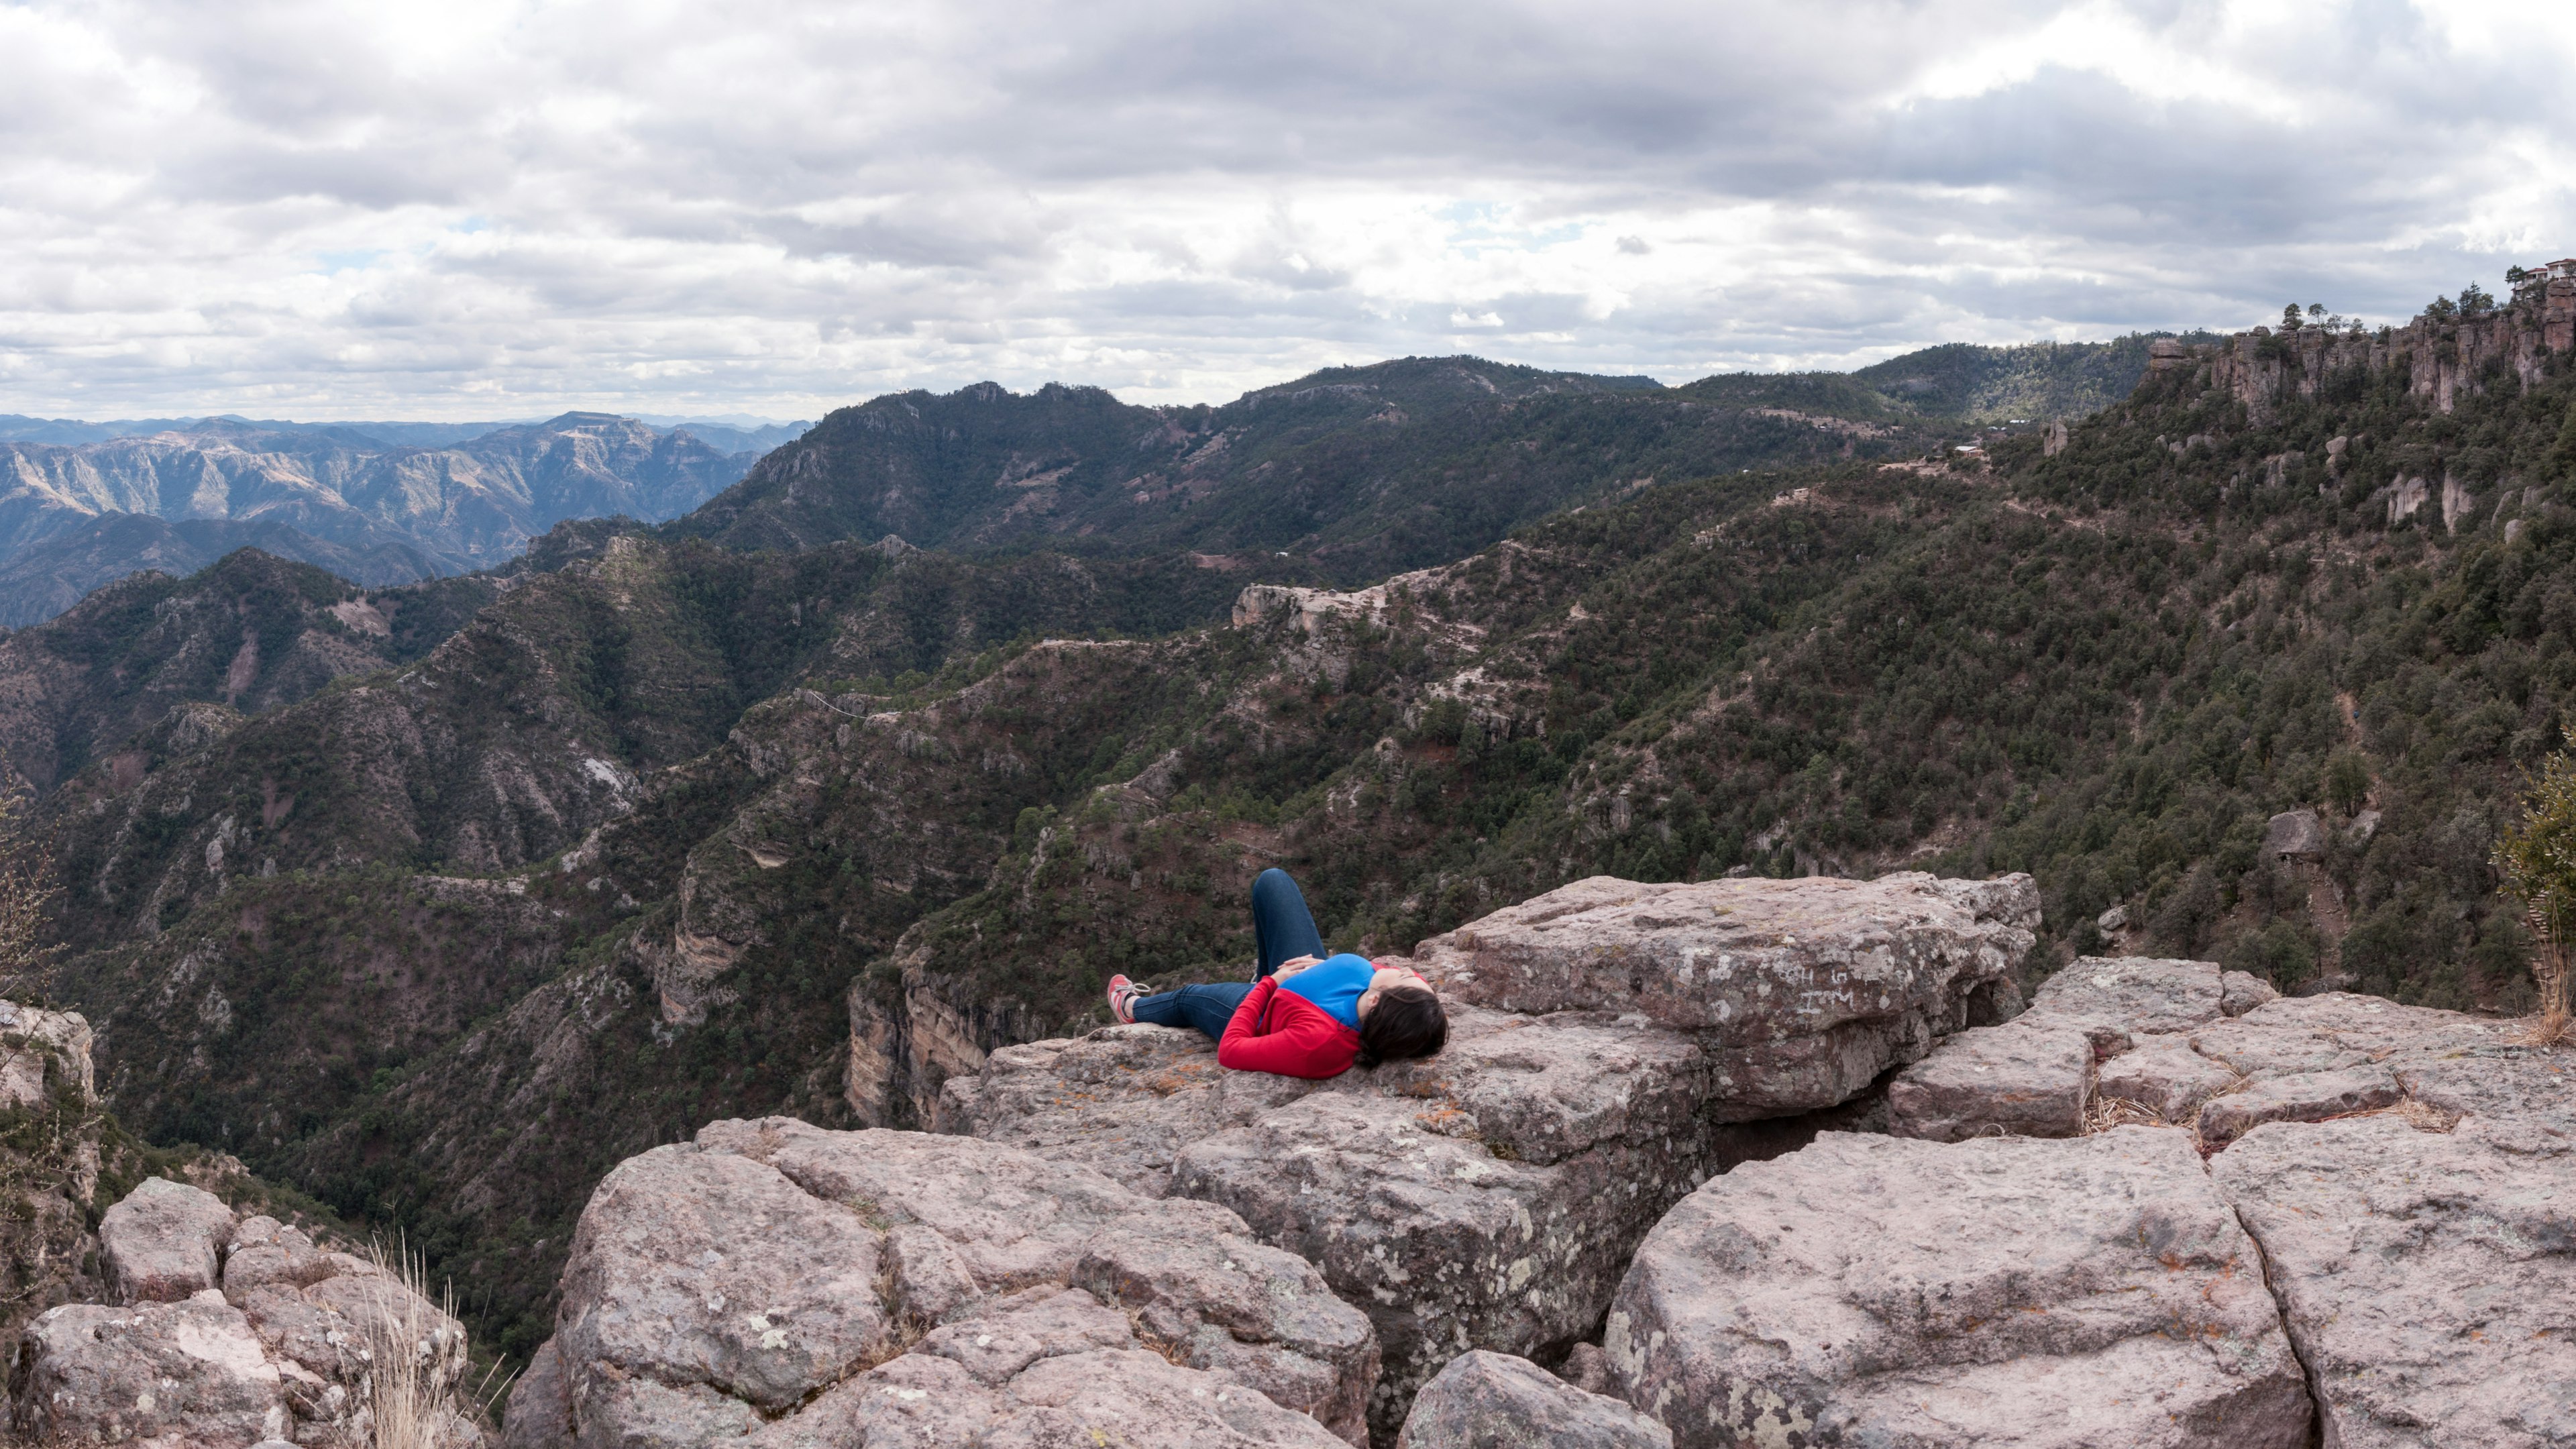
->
[0, 998, 108, 1336]
[2182, 278, 2576, 420]
[502, 1118, 1376, 1448]
[501, 873, 2576, 1447]
[946, 871, 2033, 1436]
[14, 1177, 479, 1448]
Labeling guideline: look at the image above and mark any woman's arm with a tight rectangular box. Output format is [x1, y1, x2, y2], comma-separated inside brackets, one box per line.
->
[1216, 980, 1352, 1077]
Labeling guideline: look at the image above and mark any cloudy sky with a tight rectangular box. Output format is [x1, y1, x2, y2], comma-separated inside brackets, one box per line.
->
[1, 0, 2571, 420]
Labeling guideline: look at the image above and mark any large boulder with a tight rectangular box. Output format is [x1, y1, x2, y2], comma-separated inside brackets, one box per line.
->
[505, 1119, 1379, 1447]
[1411, 872, 2039, 1119]
[1603, 1128, 2313, 1448]
[99, 1175, 237, 1303]
[1396, 1350, 1671, 1449]
[947, 1006, 1785, 1438]
[16, 1293, 294, 1448]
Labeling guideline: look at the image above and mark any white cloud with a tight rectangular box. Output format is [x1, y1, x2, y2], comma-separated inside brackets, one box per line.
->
[0, 0, 2569, 418]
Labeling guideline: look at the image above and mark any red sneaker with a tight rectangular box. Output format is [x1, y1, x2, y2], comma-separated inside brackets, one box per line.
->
[1106, 975, 1142, 1024]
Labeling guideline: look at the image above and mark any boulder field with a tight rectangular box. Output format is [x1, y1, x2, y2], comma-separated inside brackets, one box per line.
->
[11, 1178, 479, 1448]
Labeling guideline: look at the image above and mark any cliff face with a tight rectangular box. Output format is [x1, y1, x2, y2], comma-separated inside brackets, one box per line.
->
[2158, 276, 2576, 421]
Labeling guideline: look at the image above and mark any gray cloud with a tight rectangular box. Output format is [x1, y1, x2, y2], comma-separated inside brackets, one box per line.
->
[0, 0, 2569, 418]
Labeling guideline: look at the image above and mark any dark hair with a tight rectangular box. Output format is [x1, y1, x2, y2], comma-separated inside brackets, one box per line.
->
[1358, 985, 1448, 1067]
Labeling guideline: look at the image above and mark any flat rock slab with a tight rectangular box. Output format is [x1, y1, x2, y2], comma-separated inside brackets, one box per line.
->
[1604, 1128, 2312, 1449]
[100, 1175, 236, 1303]
[1397, 1350, 1672, 1449]
[1886, 1022, 2092, 1140]
[2195, 1066, 2401, 1146]
[2216, 1115, 2576, 1447]
[949, 1008, 1744, 1438]
[2188, 993, 2500, 1078]
[1411, 871, 2038, 1118]
[509, 1120, 1379, 1448]
[2022, 955, 2226, 1036]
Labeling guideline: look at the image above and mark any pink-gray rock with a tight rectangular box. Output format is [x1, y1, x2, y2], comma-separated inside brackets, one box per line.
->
[0, 996, 94, 1108]
[2215, 1114, 2576, 1446]
[513, 1120, 1378, 1448]
[222, 1216, 473, 1446]
[2219, 969, 2280, 1016]
[2022, 956, 2225, 1036]
[1603, 1128, 2312, 1449]
[2188, 992, 2497, 1078]
[16, 1291, 294, 1448]
[2095, 1036, 2239, 1120]
[947, 1007, 1772, 1437]
[1411, 872, 2039, 1119]
[100, 1175, 237, 1304]
[737, 1288, 1347, 1449]
[551, 1139, 892, 1415]
[1886, 1022, 2093, 1140]
[2195, 1066, 2402, 1146]
[1396, 1350, 1672, 1449]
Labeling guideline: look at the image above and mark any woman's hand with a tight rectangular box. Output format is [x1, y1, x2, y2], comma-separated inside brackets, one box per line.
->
[1272, 955, 1322, 979]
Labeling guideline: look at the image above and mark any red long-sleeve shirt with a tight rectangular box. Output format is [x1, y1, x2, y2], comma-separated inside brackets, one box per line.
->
[1217, 976, 1362, 1079]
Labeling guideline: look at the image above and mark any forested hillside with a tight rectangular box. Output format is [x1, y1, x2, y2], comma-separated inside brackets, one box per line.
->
[17, 300, 2571, 1366]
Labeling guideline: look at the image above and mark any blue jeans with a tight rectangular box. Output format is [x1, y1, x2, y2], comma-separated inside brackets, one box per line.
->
[1132, 868, 1327, 1041]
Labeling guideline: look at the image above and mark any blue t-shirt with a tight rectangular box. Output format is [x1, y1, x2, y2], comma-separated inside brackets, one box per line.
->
[1276, 954, 1375, 1032]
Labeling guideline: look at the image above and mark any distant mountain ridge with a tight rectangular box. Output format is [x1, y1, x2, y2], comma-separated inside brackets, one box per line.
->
[0, 412, 796, 625]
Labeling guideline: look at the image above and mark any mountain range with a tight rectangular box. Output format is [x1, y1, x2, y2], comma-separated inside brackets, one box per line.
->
[0, 413, 806, 626]
[16, 318, 2532, 1371]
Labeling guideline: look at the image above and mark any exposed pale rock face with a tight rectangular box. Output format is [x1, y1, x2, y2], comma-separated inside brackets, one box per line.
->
[100, 1175, 237, 1304]
[0, 996, 94, 1107]
[508, 1119, 1379, 1448]
[1411, 871, 2039, 1120]
[947, 1007, 1783, 1438]
[1396, 1350, 1672, 1449]
[2216, 1114, 2576, 1447]
[1603, 1128, 2314, 1449]
[17, 1292, 293, 1448]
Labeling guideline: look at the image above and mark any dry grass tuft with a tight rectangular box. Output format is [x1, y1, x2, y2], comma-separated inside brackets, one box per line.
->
[358, 1240, 464, 1449]
[2082, 1095, 2169, 1134]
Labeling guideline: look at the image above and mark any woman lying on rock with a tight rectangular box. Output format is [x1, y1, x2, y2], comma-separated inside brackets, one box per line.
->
[1105, 867, 1448, 1077]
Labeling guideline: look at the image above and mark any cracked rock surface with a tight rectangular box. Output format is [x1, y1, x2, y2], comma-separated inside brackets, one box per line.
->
[503, 1119, 1377, 1448]
[1603, 1127, 2314, 1449]
[2215, 1096, 2576, 1446]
